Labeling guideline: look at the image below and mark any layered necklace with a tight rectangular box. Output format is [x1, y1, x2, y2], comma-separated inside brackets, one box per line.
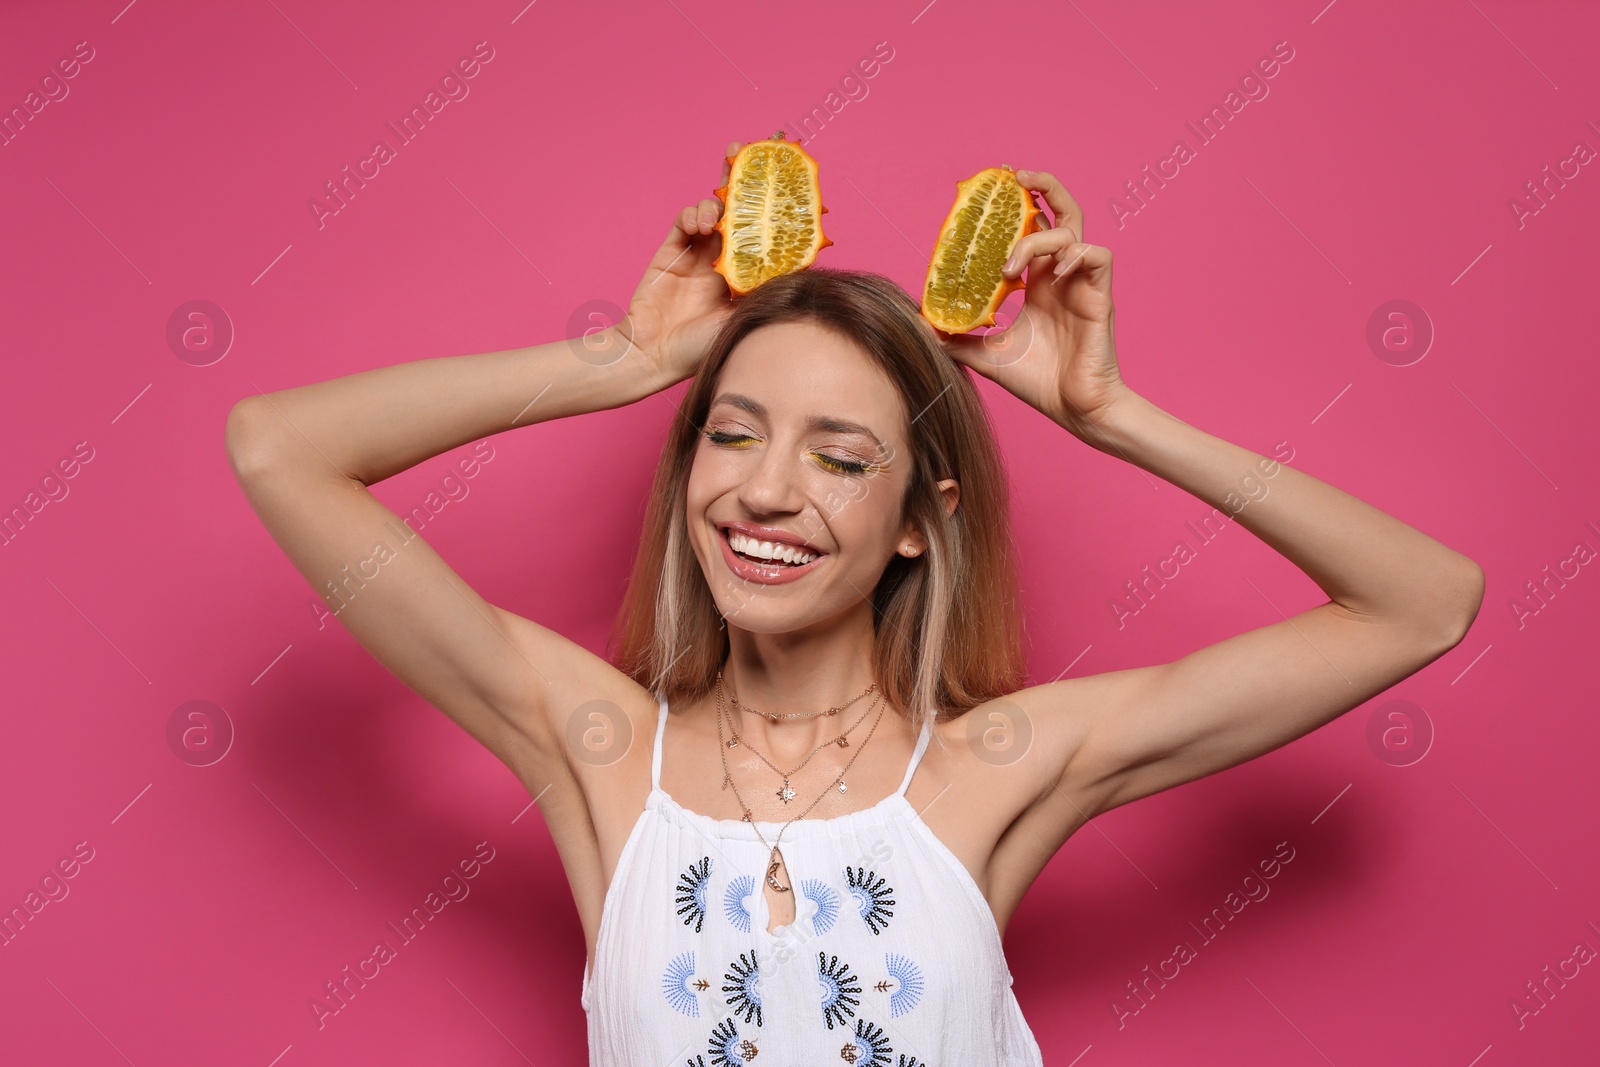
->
[715, 671, 889, 893]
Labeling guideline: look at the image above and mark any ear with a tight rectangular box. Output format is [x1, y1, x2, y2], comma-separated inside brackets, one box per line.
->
[897, 479, 961, 558]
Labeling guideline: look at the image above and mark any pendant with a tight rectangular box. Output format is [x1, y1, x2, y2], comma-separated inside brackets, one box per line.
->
[776, 780, 796, 804]
[727, 737, 739, 748]
[836, 737, 849, 747]
[765, 849, 790, 893]
[839, 780, 848, 793]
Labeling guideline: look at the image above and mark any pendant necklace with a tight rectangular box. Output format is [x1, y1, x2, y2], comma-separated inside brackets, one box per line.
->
[717, 672, 878, 804]
[722, 670, 877, 722]
[716, 681, 889, 893]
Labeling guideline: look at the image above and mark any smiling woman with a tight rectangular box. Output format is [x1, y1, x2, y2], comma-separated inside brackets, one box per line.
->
[611, 272, 1027, 738]
[225, 144, 1481, 1066]
[582, 272, 1051, 1062]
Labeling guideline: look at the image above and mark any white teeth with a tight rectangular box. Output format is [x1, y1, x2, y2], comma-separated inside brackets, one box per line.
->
[727, 530, 817, 566]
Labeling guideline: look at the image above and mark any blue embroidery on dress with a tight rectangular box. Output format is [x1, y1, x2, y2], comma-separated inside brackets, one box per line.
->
[676, 856, 713, 933]
[844, 866, 896, 935]
[683, 1058, 707, 1067]
[662, 950, 700, 1017]
[708, 1016, 758, 1066]
[802, 877, 840, 935]
[842, 1017, 893, 1065]
[817, 950, 863, 1030]
[884, 952, 925, 1017]
[722, 951, 764, 1027]
[723, 874, 756, 934]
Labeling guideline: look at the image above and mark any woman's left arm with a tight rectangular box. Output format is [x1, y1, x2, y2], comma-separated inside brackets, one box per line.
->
[945, 170, 1485, 822]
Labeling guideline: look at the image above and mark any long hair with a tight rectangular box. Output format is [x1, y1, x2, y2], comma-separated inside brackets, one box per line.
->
[608, 266, 1026, 738]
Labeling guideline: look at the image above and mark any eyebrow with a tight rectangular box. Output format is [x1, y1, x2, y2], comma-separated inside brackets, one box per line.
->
[708, 392, 885, 445]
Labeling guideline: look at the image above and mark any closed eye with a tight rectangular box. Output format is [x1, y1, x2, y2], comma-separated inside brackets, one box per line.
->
[703, 428, 881, 476]
[703, 429, 756, 448]
[810, 452, 873, 476]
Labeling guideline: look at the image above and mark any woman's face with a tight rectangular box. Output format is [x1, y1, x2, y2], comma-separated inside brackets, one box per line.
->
[685, 320, 923, 636]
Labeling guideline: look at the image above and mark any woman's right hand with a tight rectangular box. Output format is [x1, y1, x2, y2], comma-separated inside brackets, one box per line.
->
[613, 140, 743, 386]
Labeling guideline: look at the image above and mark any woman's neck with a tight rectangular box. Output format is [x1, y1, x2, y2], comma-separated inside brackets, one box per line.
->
[717, 603, 892, 762]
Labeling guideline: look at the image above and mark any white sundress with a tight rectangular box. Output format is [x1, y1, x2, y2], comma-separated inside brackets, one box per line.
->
[581, 692, 1046, 1065]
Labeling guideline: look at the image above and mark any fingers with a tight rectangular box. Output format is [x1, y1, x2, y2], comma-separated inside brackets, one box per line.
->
[1001, 227, 1078, 277]
[999, 230, 1113, 292]
[721, 140, 743, 187]
[675, 198, 725, 238]
[1047, 240, 1113, 288]
[675, 203, 700, 239]
[682, 140, 741, 237]
[1015, 169, 1083, 243]
[1000, 168, 1085, 277]
[674, 140, 745, 243]
[694, 196, 722, 234]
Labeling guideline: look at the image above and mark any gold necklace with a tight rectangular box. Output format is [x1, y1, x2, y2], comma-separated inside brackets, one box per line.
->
[716, 685, 889, 893]
[717, 674, 877, 804]
[721, 670, 877, 722]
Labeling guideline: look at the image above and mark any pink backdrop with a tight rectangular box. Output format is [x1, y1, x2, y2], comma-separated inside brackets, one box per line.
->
[3, 0, 1597, 1062]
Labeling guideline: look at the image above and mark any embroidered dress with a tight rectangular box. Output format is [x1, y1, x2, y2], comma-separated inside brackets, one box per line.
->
[582, 693, 1045, 1065]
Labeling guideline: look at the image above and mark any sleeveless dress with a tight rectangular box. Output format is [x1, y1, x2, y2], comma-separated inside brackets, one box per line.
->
[581, 692, 1046, 1066]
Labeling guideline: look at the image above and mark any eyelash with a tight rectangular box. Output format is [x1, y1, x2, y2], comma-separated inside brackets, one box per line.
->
[702, 429, 878, 476]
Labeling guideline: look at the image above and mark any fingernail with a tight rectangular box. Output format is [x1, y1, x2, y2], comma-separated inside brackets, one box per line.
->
[1003, 255, 1018, 273]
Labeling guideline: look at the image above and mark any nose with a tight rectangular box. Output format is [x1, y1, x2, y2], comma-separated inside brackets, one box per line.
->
[735, 439, 805, 517]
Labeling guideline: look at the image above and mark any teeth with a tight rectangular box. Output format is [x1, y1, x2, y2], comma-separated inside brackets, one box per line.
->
[727, 530, 817, 566]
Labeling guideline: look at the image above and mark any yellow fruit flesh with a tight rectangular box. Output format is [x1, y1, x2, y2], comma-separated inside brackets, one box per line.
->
[722, 143, 824, 292]
[923, 170, 1031, 333]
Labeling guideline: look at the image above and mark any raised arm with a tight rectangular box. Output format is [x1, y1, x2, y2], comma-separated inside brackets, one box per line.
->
[224, 142, 745, 787]
[1041, 392, 1481, 817]
[225, 326, 661, 778]
[943, 169, 1484, 826]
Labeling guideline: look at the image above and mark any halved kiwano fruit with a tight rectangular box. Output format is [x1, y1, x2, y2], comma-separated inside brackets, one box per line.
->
[921, 164, 1043, 333]
[713, 131, 833, 295]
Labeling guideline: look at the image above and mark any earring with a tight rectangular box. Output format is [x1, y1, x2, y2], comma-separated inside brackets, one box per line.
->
[901, 544, 920, 557]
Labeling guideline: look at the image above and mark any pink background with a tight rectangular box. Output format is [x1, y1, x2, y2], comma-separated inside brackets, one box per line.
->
[3, 0, 1598, 1063]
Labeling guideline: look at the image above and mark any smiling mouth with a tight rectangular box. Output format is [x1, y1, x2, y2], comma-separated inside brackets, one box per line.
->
[722, 528, 823, 568]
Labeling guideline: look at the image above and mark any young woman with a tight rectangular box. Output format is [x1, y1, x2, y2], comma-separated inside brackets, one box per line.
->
[226, 142, 1484, 1065]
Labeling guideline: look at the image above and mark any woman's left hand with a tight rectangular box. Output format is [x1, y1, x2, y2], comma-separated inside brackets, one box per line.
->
[942, 169, 1133, 447]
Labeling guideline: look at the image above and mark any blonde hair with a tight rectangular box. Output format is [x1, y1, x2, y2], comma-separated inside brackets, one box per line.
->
[608, 267, 1026, 737]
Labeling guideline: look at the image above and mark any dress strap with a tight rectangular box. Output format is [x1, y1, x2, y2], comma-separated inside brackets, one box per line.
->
[896, 717, 934, 796]
[650, 693, 669, 790]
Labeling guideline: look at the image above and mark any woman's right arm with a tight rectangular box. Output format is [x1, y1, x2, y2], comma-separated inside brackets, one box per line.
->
[223, 329, 673, 782]
[224, 144, 743, 787]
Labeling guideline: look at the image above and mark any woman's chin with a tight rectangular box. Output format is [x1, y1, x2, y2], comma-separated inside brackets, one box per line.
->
[716, 604, 811, 635]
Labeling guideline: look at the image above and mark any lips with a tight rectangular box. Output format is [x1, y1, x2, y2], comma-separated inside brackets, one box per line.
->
[714, 523, 827, 586]
[716, 520, 825, 555]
